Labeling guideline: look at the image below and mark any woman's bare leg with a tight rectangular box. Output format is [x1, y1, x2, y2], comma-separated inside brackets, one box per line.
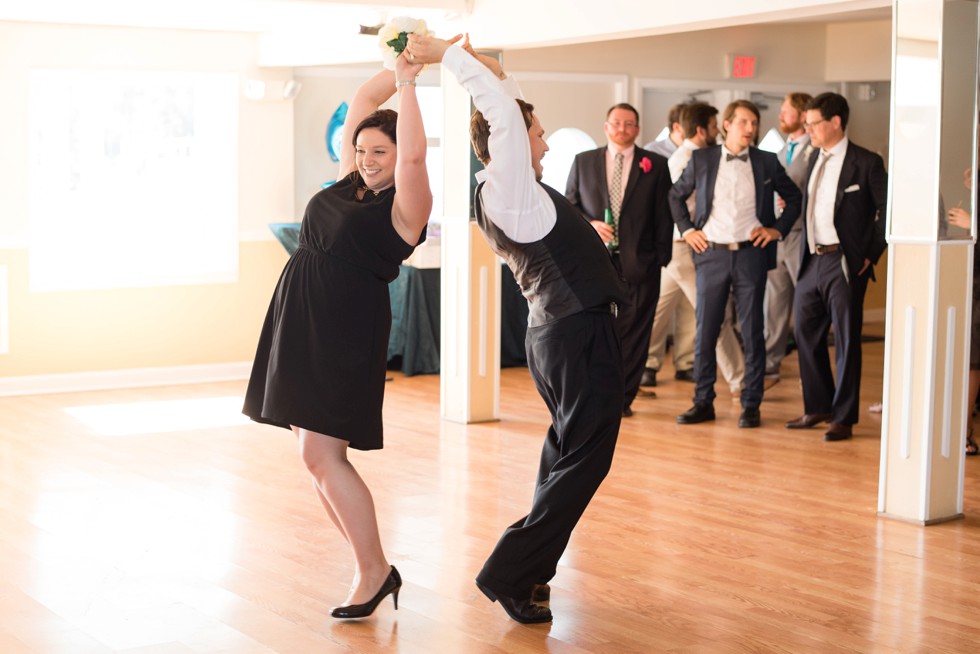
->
[296, 427, 391, 605]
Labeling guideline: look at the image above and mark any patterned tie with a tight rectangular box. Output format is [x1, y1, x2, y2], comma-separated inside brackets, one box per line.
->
[806, 152, 832, 254]
[726, 152, 748, 162]
[610, 152, 624, 222]
[786, 141, 797, 164]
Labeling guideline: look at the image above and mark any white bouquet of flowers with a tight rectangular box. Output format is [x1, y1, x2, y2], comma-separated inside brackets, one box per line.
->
[378, 16, 433, 70]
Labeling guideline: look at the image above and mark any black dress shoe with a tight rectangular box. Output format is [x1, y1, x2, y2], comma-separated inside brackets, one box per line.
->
[674, 369, 695, 382]
[824, 423, 853, 441]
[738, 407, 761, 428]
[622, 405, 633, 418]
[331, 566, 402, 619]
[640, 368, 658, 387]
[475, 580, 553, 624]
[676, 402, 715, 424]
[531, 583, 550, 603]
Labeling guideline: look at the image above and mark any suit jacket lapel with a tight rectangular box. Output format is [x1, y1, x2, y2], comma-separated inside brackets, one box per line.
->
[749, 148, 766, 219]
[620, 151, 642, 211]
[593, 149, 610, 208]
[801, 152, 820, 221]
[703, 147, 720, 223]
[834, 142, 856, 215]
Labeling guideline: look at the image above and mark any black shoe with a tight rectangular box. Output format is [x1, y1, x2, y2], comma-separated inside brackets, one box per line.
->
[330, 566, 402, 619]
[640, 368, 658, 387]
[676, 402, 715, 424]
[738, 407, 761, 428]
[622, 405, 633, 418]
[476, 580, 553, 624]
[674, 369, 695, 382]
[531, 583, 551, 603]
[824, 422, 853, 441]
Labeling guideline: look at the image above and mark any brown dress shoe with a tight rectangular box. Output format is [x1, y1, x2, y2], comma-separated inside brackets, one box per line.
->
[824, 423, 853, 441]
[785, 413, 832, 429]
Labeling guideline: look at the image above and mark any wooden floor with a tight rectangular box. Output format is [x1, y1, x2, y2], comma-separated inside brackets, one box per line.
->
[2, 334, 980, 653]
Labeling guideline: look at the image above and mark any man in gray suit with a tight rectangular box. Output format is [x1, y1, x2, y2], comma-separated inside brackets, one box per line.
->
[763, 92, 813, 386]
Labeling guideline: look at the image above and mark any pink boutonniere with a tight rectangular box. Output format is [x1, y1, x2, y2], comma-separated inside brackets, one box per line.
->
[639, 157, 652, 173]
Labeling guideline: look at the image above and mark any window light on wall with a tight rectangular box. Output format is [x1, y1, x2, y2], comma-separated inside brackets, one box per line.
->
[28, 70, 240, 292]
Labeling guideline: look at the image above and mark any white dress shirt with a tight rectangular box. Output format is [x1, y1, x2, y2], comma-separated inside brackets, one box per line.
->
[702, 146, 761, 243]
[442, 46, 555, 244]
[809, 136, 849, 248]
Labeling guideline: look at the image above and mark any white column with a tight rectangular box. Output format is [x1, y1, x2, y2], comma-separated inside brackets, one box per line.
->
[878, 0, 978, 524]
[438, 64, 500, 424]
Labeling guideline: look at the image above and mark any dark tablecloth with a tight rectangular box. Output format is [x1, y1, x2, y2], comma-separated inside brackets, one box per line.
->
[269, 223, 528, 377]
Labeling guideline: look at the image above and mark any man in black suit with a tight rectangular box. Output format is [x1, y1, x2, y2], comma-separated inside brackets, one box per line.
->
[566, 103, 674, 416]
[670, 100, 802, 428]
[785, 93, 887, 441]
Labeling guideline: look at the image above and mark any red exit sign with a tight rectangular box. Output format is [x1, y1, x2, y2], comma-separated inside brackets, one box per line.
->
[732, 55, 756, 79]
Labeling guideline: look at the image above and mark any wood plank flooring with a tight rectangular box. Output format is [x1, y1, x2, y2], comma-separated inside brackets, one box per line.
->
[2, 334, 980, 653]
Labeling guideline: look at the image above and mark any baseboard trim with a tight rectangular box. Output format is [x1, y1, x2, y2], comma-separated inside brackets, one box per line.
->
[0, 362, 252, 397]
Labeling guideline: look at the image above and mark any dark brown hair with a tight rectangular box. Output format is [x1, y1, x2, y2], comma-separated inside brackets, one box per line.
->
[806, 92, 850, 131]
[606, 102, 639, 124]
[470, 99, 535, 166]
[352, 109, 398, 146]
[679, 102, 718, 139]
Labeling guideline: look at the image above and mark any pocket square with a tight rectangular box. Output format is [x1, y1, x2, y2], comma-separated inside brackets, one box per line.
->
[844, 184, 860, 193]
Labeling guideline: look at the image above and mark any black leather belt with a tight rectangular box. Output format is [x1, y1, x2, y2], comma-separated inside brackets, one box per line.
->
[706, 240, 753, 251]
[815, 243, 840, 255]
[587, 302, 619, 317]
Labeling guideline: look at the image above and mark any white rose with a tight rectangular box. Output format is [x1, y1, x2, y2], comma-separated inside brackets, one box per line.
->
[377, 16, 433, 71]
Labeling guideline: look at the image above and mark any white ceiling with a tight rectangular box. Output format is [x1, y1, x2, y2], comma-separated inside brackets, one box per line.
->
[0, 0, 892, 66]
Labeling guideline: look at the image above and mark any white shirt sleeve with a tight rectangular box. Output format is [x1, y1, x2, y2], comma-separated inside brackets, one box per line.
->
[441, 46, 556, 243]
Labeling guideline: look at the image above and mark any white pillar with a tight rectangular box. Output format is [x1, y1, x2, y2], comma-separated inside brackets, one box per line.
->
[878, 0, 978, 523]
[438, 63, 500, 424]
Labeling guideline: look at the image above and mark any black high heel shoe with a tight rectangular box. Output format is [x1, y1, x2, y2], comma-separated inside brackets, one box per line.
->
[330, 566, 402, 619]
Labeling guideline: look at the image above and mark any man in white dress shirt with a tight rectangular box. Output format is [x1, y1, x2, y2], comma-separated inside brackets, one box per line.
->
[647, 102, 745, 396]
[407, 33, 629, 625]
[670, 100, 802, 428]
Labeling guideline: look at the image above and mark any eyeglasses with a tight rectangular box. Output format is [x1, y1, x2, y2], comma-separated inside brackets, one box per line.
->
[803, 118, 827, 129]
[606, 121, 638, 130]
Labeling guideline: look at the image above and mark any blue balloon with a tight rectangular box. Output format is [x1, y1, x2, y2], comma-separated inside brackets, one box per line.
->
[326, 101, 348, 163]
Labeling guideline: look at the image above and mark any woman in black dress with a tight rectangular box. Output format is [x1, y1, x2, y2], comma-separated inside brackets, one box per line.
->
[243, 51, 432, 617]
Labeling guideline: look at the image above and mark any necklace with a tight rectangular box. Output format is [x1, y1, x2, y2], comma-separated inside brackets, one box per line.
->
[359, 185, 381, 198]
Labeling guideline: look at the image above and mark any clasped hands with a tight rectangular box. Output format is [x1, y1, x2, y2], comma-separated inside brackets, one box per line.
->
[403, 33, 505, 79]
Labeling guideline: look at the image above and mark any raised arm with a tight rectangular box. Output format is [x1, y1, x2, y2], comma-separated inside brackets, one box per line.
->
[390, 52, 433, 244]
[337, 69, 398, 180]
[407, 34, 555, 243]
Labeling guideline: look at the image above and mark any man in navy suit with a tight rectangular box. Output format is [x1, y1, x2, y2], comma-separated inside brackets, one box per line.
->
[669, 100, 802, 428]
[566, 103, 674, 416]
[785, 93, 887, 441]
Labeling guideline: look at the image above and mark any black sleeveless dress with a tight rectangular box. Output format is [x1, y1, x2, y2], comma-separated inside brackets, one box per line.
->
[243, 175, 422, 450]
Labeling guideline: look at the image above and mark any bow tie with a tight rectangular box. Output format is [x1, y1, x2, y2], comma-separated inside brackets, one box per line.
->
[726, 152, 748, 163]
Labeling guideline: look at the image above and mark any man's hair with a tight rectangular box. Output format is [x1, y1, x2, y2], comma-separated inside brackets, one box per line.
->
[722, 99, 761, 126]
[784, 92, 814, 115]
[470, 99, 535, 166]
[606, 102, 639, 124]
[352, 109, 398, 146]
[667, 102, 687, 128]
[679, 102, 718, 139]
[806, 92, 849, 131]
